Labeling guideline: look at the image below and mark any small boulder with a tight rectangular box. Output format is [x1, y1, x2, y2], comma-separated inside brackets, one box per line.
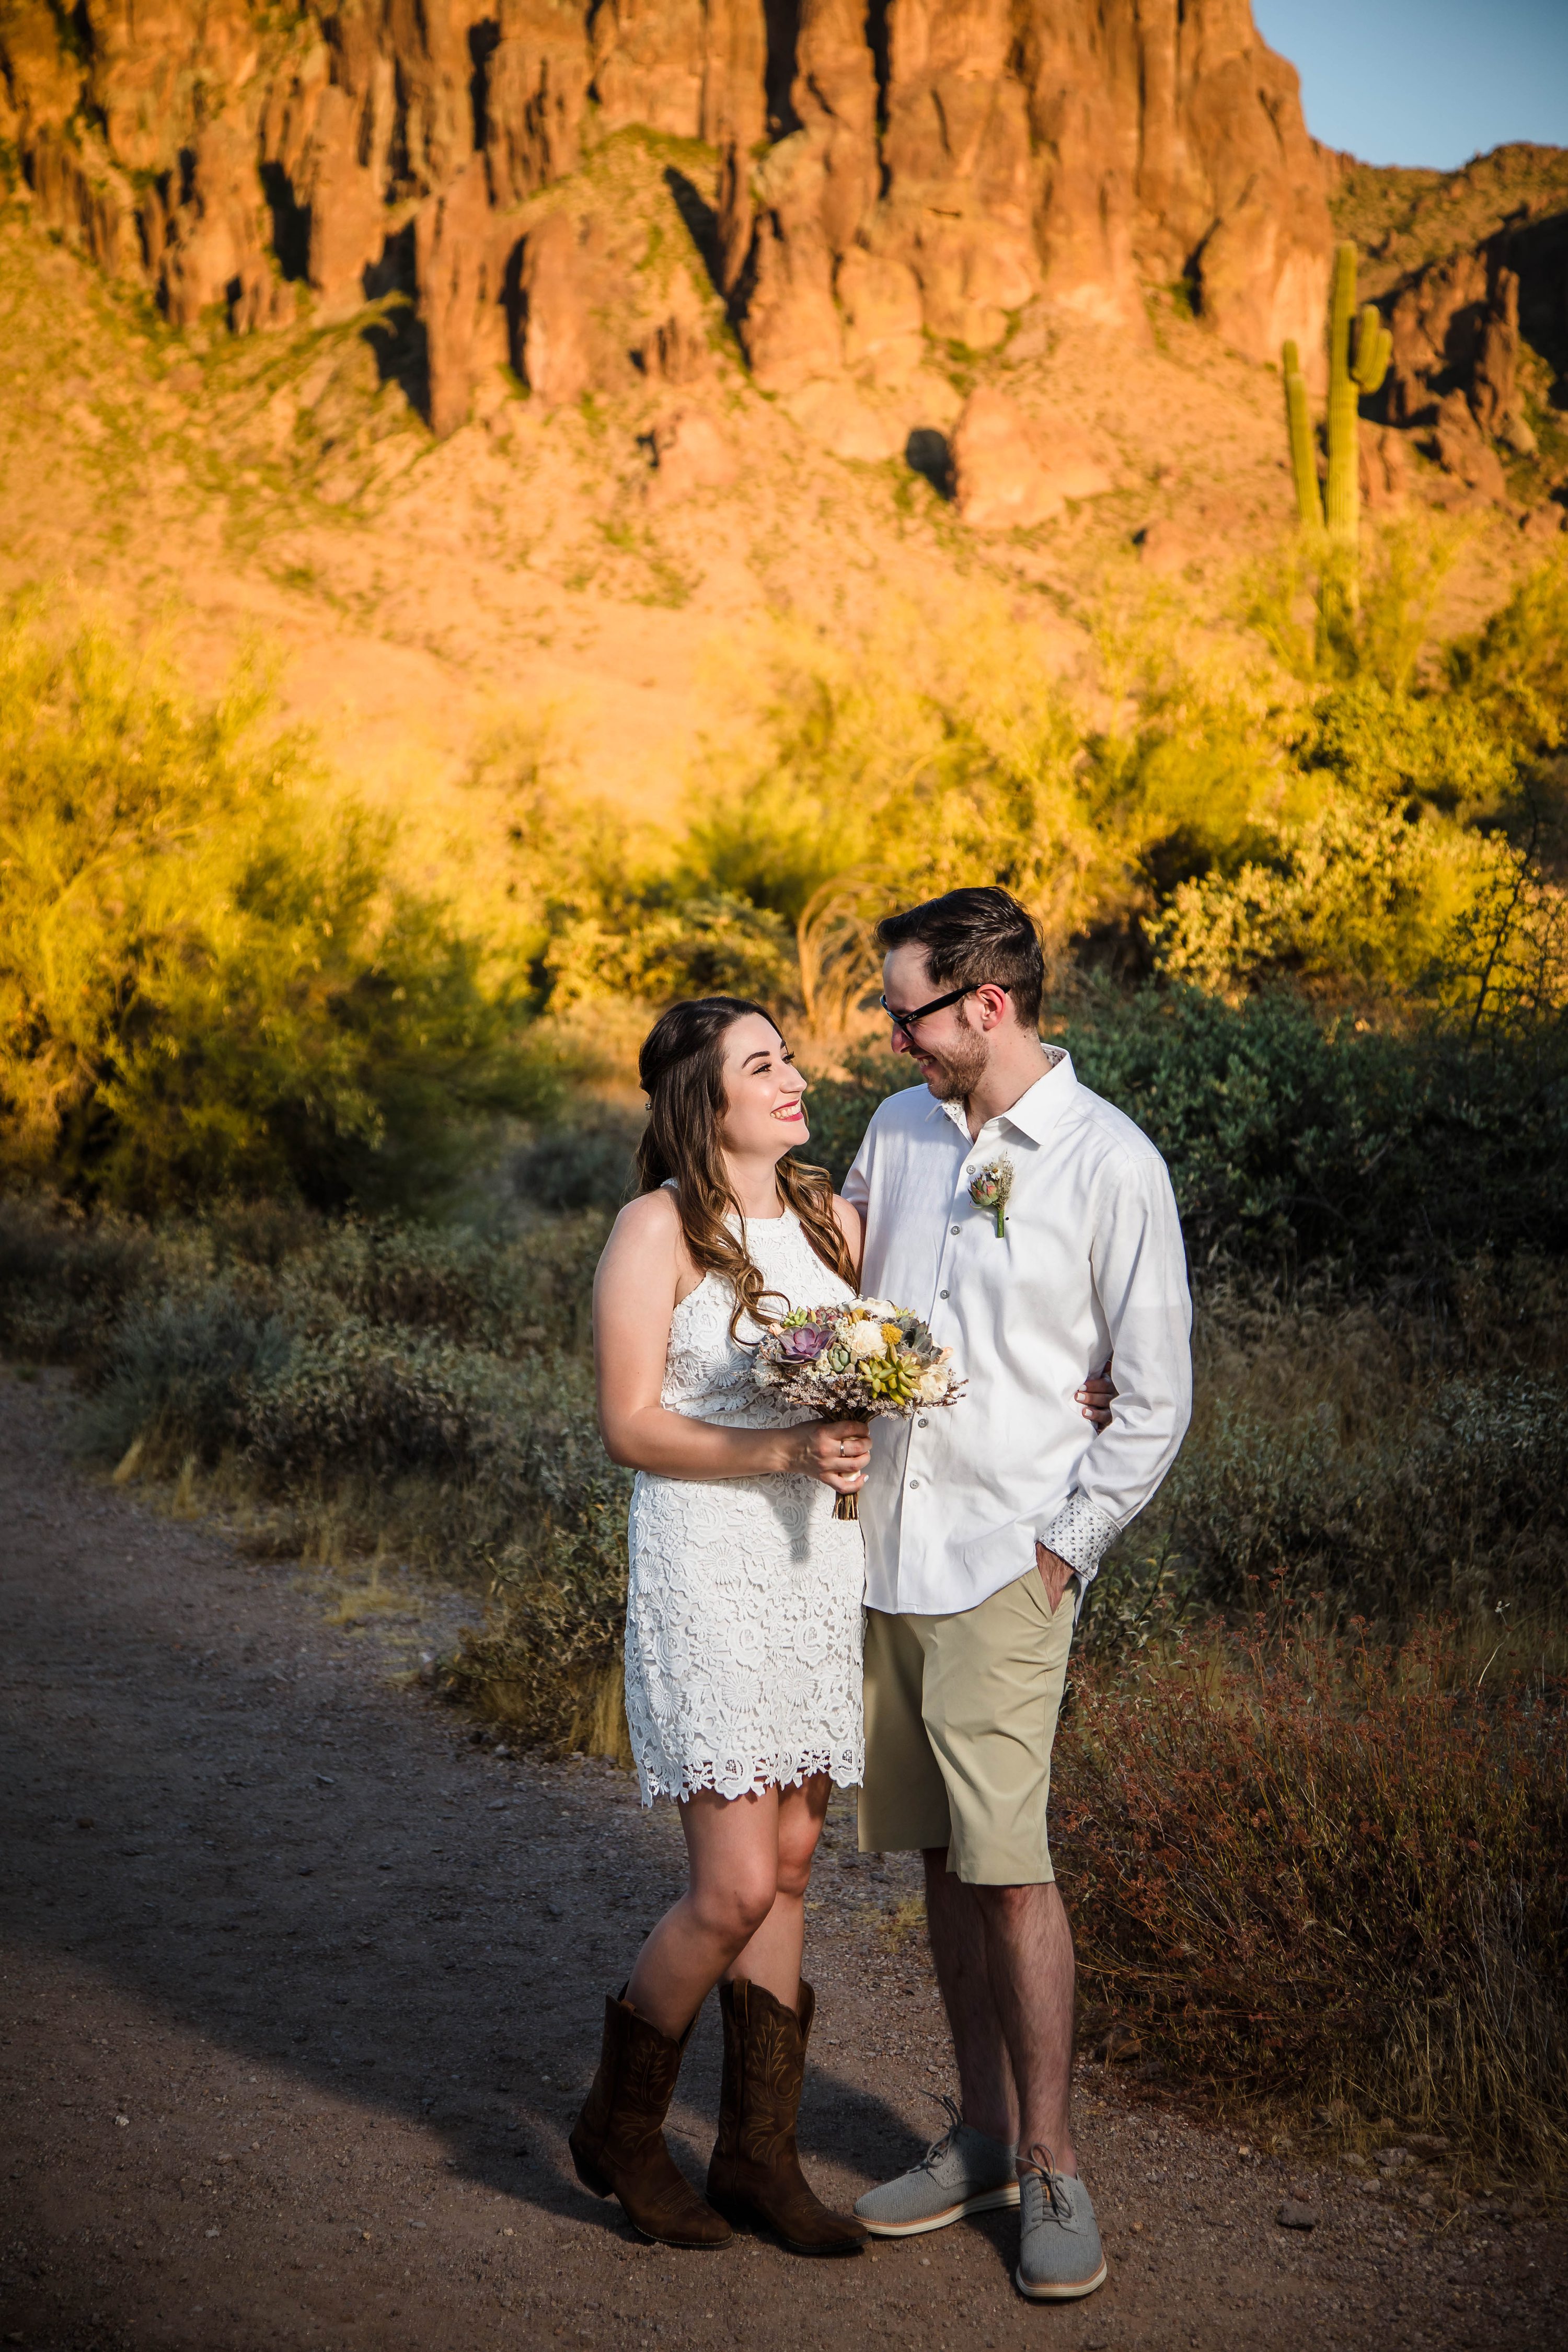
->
[950, 387, 1112, 531]
[788, 379, 904, 462]
[646, 407, 737, 502]
[1134, 518, 1189, 572]
[1276, 2198, 1319, 2230]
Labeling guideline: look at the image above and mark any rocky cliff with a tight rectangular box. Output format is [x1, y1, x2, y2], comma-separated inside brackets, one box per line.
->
[0, 0, 1333, 430]
[1331, 144, 1568, 515]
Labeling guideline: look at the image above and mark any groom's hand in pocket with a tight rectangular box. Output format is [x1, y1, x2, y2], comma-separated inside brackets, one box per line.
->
[1035, 1542, 1075, 1615]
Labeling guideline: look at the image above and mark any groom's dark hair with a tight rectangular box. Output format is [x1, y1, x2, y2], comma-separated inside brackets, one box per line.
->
[876, 886, 1045, 1030]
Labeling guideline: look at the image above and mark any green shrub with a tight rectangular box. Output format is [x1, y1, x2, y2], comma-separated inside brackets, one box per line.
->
[1060, 989, 1568, 1279]
[1152, 1376, 1568, 1618]
[443, 1378, 633, 1748]
[240, 1322, 632, 1740]
[243, 1321, 515, 1485]
[511, 1117, 641, 1213]
[278, 1213, 609, 1356]
[80, 1286, 292, 1467]
[0, 1194, 163, 1362]
[490, 554, 1568, 1025]
[803, 994, 1568, 1281]
[0, 609, 555, 1211]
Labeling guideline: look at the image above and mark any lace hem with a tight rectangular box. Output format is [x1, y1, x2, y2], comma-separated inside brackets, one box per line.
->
[636, 1746, 864, 1808]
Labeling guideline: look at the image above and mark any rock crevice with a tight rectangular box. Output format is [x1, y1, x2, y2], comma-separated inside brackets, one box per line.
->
[0, 0, 1332, 431]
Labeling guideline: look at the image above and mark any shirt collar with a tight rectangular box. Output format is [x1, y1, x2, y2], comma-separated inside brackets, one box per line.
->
[926, 1051, 1077, 1146]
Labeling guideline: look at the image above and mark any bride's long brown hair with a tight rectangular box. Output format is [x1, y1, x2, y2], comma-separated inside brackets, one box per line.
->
[635, 997, 858, 1335]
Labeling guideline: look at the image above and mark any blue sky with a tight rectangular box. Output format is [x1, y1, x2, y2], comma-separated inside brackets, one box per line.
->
[1253, 0, 1568, 169]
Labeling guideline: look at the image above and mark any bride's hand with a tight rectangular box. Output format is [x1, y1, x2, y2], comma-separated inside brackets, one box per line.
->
[785, 1419, 871, 1494]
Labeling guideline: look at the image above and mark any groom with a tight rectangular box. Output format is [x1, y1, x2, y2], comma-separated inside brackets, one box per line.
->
[840, 886, 1192, 2302]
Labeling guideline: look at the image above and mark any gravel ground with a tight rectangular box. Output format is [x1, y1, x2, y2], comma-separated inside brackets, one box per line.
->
[1, 1365, 1561, 2352]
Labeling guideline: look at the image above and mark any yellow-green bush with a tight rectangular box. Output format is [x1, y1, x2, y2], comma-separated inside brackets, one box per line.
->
[490, 557, 1568, 1028]
[1145, 557, 1568, 1007]
[0, 609, 554, 1208]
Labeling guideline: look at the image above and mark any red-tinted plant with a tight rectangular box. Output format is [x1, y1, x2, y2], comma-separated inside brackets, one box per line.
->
[1054, 1630, 1567, 2171]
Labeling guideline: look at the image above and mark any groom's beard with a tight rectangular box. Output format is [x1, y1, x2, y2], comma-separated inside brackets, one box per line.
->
[915, 1028, 989, 1103]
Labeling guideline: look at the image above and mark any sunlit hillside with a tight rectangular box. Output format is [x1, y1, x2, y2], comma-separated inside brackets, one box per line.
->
[5, 123, 1559, 865]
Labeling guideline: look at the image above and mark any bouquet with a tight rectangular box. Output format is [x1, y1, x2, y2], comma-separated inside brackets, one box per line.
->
[753, 1300, 964, 1520]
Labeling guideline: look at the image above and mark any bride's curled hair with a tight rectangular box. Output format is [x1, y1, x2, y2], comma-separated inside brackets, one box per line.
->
[635, 997, 858, 1334]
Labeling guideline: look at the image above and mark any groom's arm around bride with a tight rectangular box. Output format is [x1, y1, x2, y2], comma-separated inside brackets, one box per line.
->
[841, 885, 1192, 2304]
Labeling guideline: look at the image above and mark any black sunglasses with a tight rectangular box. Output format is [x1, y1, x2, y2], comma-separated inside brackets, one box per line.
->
[879, 983, 1006, 1036]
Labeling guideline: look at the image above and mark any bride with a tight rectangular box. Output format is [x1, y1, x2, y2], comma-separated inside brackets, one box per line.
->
[569, 995, 871, 2256]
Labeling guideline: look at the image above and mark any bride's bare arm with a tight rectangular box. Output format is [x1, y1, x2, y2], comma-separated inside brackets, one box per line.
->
[594, 1192, 869, 1490]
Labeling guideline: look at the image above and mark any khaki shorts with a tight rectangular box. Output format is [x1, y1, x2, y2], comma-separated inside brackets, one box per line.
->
[858, 1569, 1075, 1886]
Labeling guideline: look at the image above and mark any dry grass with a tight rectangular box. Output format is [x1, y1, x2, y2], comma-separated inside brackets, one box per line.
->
[1054, 1629, 1568, 2180]
[875, 1895, 930, 1951]
[570, 1663, 638, 1771]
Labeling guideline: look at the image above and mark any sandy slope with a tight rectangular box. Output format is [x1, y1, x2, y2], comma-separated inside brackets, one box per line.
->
[1, 172, 1530, 850]
[1, 1365, 1559, 2352]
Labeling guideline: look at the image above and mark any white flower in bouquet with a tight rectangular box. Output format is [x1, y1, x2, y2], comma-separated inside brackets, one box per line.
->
[847, 1321, 889, 1361]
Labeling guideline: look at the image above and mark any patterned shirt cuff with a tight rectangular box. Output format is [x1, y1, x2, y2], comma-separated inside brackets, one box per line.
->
[1037, 1493, 1121, 1589]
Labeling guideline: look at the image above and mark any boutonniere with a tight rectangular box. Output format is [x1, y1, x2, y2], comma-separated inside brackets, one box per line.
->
[967, 1153, 1014, 1238]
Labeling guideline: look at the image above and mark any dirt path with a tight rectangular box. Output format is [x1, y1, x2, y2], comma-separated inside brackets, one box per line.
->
[1, 1367, 1559, 2352]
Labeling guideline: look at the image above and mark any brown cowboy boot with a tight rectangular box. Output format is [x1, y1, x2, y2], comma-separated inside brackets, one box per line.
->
[706, 1978, 867, 2254]
[569, 1991, 732, 2249]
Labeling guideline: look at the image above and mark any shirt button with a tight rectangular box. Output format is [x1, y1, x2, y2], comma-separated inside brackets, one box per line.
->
[908, 1479, 919, 1490]
[950, 1224, 960, 1235]
[938, 1288, 949, 1299]
[917, 1416, 929, 1427]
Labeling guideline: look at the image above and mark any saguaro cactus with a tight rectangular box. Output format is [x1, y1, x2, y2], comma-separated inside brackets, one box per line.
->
[1322, 243, 1391, 549]
[1282, 244, 1391, 550]
[1282, 339, 1323, 529]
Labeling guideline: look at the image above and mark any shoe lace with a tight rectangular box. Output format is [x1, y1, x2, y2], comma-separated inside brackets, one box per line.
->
[1021, 2142, 1074, 2222]
[916, 2092, 965, 2173]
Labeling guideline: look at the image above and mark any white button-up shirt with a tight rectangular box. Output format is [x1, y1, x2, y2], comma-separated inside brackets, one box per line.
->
[841, 1051, 1192, 1618]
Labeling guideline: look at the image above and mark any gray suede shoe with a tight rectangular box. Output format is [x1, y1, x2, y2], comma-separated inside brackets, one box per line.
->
[855, 2098, 1019, 2238]
[1015, 2149, 1107, 2301]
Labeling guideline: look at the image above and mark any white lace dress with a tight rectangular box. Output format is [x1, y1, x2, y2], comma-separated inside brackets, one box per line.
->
[624, 1206, 866, 1805]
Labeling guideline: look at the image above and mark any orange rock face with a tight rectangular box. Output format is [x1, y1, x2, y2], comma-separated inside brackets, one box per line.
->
[0, 0, 1332, 432]
[951, 386, 1113, 529]
[645, 405, 739, 501]
[517, 209, 594, 406]
[721, 0, 1333, 383]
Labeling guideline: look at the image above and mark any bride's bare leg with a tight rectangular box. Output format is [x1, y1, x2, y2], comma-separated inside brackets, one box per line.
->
[722, 1772, 831, 2008]
[624, 1785, 785, 2038]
